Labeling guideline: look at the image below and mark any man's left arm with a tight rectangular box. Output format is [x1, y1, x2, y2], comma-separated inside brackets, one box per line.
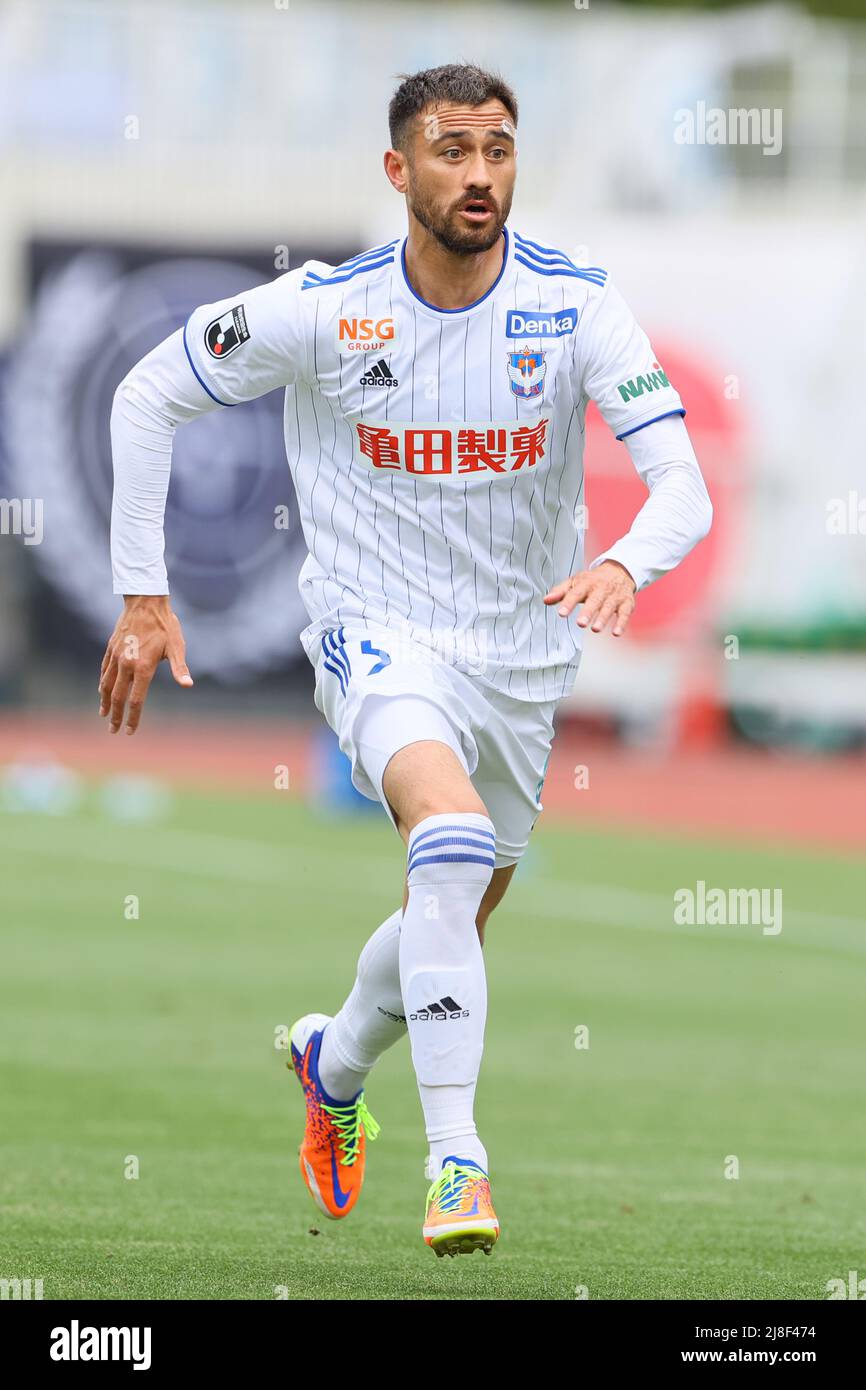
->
[545, 276, 713, 636]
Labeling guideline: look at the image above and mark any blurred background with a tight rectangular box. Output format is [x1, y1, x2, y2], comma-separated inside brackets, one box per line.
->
[0, 0, 865, 837]
[1, 0, 866, 1302]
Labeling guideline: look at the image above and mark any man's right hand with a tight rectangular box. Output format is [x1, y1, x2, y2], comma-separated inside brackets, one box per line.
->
[98, 595, 193, 736]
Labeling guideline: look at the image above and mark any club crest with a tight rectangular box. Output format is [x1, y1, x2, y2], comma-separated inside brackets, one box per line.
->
[507, 347, 546, 398]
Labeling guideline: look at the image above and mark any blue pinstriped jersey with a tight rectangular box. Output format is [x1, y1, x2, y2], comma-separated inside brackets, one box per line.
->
[182, 228, 684, 701]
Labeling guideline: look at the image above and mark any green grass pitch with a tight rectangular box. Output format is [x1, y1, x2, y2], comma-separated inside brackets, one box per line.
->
[1, 786, 864, 1300]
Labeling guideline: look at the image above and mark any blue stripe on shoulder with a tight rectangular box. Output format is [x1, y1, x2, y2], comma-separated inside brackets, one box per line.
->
[514, 233, 607, 285]
[334, 239, 401, 273]
[514, 235, 575, 267]
[301, 248, 398, 291]
[514, 252, 607, 285]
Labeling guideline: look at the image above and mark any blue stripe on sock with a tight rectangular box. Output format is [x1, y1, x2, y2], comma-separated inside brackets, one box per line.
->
[410, 833, 496, 852]
[408, 834, 498, 872]
[408, 852, 496, 870]
[410, 823, 495, 855]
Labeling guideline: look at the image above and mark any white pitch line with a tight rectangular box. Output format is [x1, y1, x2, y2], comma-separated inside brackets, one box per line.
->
[0, 818, 397, 886]
[2, 817, 865, 945]
[501, 879, 866, 944]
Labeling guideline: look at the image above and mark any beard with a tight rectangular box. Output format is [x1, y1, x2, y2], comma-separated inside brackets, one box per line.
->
[408, 184, 512, 256]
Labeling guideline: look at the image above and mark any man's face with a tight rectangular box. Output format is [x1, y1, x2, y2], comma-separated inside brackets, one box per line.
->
[398, 99, 516, 255]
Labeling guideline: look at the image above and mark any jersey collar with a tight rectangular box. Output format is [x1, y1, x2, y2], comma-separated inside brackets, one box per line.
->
[396, 226, 514, 318]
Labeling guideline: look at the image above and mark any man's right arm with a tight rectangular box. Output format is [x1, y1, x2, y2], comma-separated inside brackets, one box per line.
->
[101, 269, 309, 734]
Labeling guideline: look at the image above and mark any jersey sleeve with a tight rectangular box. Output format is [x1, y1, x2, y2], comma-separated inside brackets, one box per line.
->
[576, 277, 685, 440]
[110, 266, 309, 595]
[588, 412, 713, 590]
[181, 266, 309, 406]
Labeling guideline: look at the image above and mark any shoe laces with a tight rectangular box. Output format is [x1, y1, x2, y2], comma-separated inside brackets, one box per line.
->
[429, 1160, 480, 1213]
[320, 1093, 380, 1165]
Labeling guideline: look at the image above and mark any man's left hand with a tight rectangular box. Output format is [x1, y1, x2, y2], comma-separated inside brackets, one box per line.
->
[543, 560, 637, 637]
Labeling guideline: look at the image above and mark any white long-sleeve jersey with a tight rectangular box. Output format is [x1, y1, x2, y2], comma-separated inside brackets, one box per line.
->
[110, 228, 712, 701]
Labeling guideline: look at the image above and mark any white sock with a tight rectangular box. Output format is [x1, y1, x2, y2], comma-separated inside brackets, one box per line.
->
[399, 812, 495, 1178]
[318, 909, 406, 1102]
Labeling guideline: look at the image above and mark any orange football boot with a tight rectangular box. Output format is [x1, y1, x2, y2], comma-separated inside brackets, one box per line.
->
[423, 1156, 499, 1257]
[289, 1013, 380, 1219]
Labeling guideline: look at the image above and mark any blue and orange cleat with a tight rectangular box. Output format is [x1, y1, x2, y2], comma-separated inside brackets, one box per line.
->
[423, 1156, 499, 1257]
[288, 1013, 380, 1220]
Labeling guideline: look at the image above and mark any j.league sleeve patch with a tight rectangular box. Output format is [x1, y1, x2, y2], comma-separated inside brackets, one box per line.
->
[204, 305, 250, 359]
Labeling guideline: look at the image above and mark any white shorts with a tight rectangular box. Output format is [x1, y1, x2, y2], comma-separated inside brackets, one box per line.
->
[311, 620, 558, 868]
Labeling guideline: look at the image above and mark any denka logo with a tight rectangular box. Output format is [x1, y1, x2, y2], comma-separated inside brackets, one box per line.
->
[617, 362, 671, 403]
[337, 317, 396, 352]
[505, 308, 577, 338]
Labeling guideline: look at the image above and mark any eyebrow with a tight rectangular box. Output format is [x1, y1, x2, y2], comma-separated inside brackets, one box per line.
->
[431, 128, 515, 143]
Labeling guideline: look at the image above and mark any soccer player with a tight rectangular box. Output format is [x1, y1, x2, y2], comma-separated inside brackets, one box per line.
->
[102, 65, 712, 1258]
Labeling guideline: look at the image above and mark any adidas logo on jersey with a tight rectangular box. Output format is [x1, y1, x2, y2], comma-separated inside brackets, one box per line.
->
[360, 358, 398, 388]
[410, 997, 469, 1021]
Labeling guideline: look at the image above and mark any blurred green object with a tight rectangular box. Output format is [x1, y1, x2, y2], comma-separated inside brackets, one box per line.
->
[722, 623, 866, 653]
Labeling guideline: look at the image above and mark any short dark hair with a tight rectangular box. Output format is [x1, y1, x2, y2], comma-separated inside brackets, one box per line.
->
[388, 64, 518, 151]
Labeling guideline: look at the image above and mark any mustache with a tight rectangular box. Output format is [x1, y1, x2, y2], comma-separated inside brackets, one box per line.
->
[454, 192, 498, 212]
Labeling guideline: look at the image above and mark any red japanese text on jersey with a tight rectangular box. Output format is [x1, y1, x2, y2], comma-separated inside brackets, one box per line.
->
[353, 418, 549, 480]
